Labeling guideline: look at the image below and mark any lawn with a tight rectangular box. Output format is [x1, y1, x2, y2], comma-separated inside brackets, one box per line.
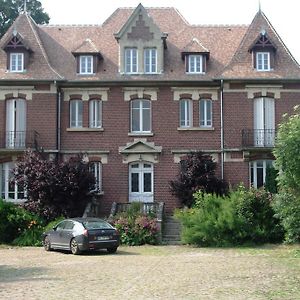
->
[0, 244, 299, 299]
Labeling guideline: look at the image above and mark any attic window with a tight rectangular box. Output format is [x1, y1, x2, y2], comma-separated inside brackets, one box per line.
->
[80, 55, 93, 74]
[10, 53, 24, 72]
[187, 55, 203, 73]
[256, 52, 270, 71]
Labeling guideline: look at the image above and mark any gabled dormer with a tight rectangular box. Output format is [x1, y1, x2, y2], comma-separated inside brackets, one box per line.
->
[2, 29, 33, 72]
[114, 3, 168, 74]
[181, 38, 210, 74]
[72, 39, 102, 75]
[249, 30, 277, 71]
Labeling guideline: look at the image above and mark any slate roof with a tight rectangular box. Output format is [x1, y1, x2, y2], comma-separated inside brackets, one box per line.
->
[0, 6, 299, 82]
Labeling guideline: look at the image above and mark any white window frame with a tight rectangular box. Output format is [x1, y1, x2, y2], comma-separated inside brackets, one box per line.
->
[256, 52, 270, 71]
[250, 160, 273, 188]
[70, 100, 83, 128]
[89, 162, 102, 192]
[125, 48, 138, 74]
[131, 99, 151, 133]
[188, 55, 203, 74]
[89, 100, 102, 128]
[180, 99, 193, 128]
[129, 162, 154, 202]
[10, 53, 24, 72]
[79, 55, 93, 74]
[199, 99, 212, 127]
[0, 162, 26, 202]
[144, 48, 157, 74]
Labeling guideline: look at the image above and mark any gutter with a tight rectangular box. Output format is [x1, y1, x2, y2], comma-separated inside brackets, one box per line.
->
[55, 81, 62, 153]
[220, 79, 224, 180]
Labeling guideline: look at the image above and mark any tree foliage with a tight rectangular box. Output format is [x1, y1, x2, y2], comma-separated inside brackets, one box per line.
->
[274, 105, 300, 195]
[0, 0, 49, 38]
[13, 150, 95, 221]
[170, 152, 228, 207]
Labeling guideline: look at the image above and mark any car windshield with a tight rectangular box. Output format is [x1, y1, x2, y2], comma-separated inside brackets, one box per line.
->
[83, 220, 113, 230]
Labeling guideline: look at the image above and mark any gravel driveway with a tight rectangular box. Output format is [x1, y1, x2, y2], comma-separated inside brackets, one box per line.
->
[0, 245, 299, 299]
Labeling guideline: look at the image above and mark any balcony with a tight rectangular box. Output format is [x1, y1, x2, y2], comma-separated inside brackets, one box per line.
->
[0, 131, 39, 150]
[242, 129, 276, 148]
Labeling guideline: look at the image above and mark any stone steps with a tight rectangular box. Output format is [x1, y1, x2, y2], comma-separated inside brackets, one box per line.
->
[162, 216, 182, 245]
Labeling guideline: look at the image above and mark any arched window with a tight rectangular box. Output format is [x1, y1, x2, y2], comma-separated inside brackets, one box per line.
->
[199, 99, 212, 127]
[89, 100, 102, 128]
[131, 99, 151, 133]
[179, 99, 192, 128]
[70, 100, 83, 128]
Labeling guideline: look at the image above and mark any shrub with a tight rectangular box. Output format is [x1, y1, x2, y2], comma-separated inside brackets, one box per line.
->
[111, 203, 159, 246]
[170, 151, 228, 208]
[175, 187, 283, 246]
[272, 192, 300, 243]
[265, 166, 278, 193]
[0, 199, 44, 245]
[13, 150, 95, 221]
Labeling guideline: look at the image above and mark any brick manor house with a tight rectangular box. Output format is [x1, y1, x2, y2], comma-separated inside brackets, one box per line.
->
[0, 4, 299, 215]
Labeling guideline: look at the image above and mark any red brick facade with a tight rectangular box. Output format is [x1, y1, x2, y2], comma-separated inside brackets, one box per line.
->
[1, 5, 300, 215]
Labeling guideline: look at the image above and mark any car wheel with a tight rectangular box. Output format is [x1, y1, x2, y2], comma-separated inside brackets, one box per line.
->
[70, 238, 81, 255]
[107, 247, 118, 254]
[43, 236, 52, 251]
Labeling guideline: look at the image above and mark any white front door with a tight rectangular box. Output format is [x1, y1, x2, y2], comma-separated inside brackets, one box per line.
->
[129, 162, 154, 202]
[6, 99, 26, 148]
[254, 97, 275, 147]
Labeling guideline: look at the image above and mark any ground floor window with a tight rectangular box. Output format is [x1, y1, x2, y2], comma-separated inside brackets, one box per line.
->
[89, 162, 102, 192]
[0, 162, 26, 202]
[250, 160, 273, 188]
[129, 162, 153, 202]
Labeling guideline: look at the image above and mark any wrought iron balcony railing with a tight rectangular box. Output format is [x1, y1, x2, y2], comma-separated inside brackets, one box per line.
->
[242, 129, 276, 148]
[0, 131, 39, 150]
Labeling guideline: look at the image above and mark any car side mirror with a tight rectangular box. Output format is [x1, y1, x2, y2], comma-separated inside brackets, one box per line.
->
[53, 226, 57, 231]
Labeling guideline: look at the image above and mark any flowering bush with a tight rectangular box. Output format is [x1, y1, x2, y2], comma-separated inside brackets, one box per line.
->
[0, 199, 44, 245]
[112, 214, 159, 246]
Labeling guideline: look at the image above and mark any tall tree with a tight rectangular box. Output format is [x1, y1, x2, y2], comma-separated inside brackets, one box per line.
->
[0, 0, 49, 38]
[170, 151, 229, 207]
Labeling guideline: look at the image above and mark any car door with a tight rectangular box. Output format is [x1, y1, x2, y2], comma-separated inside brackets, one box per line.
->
[59, 220, 75, 248]
[51, 221, 68, 247]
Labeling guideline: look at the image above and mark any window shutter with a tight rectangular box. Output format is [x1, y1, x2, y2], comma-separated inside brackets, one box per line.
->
[185, 56, 189, 72]
[76, 57, 80, 73]
[253, 51, 257, 69]
[264, 98, 275, 130]
[202, 55, 206, 73]
[93, 55, 97, 73]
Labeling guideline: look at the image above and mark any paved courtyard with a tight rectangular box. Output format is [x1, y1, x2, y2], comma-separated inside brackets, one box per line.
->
[0, 245, 299, 299]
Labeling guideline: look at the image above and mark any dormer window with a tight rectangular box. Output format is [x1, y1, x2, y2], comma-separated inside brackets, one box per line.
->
[125, 48, 138, 74]
[256, 52, 270, 71]
[144, 48, 157, 73]
[188, 55, 203, 74]
[10, 53, 24, 72]
[249, 31, 276, 72]
[2, 31, 32, 73]
[80, 55, 93, 74]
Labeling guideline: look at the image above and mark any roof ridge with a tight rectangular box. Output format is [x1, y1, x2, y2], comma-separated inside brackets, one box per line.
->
[41, 24, 101, 27]
[190, 24, 249, 28]
[26, 13, 64, 79]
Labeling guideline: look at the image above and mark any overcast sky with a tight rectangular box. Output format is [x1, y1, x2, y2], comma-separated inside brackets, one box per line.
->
[40, 0, 300, 63]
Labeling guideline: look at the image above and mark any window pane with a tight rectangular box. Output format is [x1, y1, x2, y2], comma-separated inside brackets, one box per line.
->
[131, 173, 139, 192]
[142, 100, 150, 109]
[142, 107, 150, 132]
[132, 108, 140, 131]
[143, 173, 152, 192]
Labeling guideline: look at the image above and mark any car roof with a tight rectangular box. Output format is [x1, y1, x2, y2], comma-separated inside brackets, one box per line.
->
[67, 217, 107, 223]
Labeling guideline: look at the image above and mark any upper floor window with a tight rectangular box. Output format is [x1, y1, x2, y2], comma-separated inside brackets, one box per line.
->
[180, 99, 192, 128]
[256, 52, 270, 71]
[188, 55, 203, 73]
[70, 100, 83, 128]
[80, 55, 93, 74]
[10, 53, 24, 72]
[131, 99, 151, 133]
[125, 48, 138, 74]
[89, 100, 102, 128]
[144, 48, 157, 73]
[199, 99, 212, 127]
